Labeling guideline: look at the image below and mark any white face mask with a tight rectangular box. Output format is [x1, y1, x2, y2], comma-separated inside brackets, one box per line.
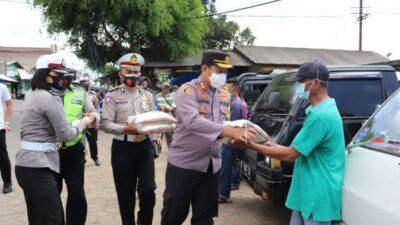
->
[209, 73, 227, 89]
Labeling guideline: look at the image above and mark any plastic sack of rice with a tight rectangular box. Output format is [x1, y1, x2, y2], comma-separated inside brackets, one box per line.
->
[221, 119, 270, 144]
[128, 111, 177, 134]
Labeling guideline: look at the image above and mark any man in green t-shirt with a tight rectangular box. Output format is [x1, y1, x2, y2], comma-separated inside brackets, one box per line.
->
[156, 82, 176, 147]
[235, 61, 345, 225]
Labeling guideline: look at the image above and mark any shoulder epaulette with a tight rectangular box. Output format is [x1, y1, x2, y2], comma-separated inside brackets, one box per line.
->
[109, 86, 122, 93]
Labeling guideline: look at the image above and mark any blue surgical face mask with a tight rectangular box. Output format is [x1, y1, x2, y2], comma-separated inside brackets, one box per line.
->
[295, 80, 314, 99]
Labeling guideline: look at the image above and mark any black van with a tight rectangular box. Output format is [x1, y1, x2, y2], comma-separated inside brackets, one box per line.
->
[240, 65, 399, 204]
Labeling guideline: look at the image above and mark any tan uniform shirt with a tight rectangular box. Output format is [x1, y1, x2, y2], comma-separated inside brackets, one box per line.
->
[101, 86, 160, 141]
[16, 89, 84, 173]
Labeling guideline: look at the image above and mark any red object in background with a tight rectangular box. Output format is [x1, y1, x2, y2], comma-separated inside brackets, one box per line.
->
[371, 137, 385, 143]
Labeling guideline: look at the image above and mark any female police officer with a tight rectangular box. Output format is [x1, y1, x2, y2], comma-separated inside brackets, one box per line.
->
[101, 53, 161, 225]
[15, 54, 95, 225]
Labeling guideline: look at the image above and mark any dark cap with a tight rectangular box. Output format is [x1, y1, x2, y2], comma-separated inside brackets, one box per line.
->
[285, 61, 329, 83]
[201, 50, 233, 69]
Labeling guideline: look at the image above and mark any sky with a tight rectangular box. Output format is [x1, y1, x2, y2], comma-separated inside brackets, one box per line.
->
[1, 0, 400, 58]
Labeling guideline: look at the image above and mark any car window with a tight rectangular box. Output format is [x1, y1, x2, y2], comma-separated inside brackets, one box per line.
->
[328, 79, 383, 117]
[254, 73, 296, 115]
[353, 89, 400, 156]
[243, 82, 269, 106]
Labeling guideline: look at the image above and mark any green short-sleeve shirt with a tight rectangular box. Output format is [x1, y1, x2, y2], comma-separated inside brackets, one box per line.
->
[156, 93, 176, 108]
[286, 98, 345, 222]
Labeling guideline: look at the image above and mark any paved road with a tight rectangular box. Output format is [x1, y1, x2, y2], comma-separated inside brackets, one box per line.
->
[0, 100, 290, 225]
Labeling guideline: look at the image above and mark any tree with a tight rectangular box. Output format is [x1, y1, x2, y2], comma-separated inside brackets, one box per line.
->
[234, 27, 256, 46]
[200, 2, 256, 50]
[202, 15, 239, 50]
[33, 0, 206, 68]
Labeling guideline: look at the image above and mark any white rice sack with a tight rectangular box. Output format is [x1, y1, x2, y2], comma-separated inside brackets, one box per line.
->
[137, 123, 176, 134]
[128, 111, 177, 125]
[221, 119, 270, 144]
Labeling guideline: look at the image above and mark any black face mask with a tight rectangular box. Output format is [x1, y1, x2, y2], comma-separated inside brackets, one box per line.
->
[121, 76, 139, 87]
[48, 75, 67, 91]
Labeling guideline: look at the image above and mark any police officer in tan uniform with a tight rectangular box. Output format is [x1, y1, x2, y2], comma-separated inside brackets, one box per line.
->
[101, 53, 161, 225]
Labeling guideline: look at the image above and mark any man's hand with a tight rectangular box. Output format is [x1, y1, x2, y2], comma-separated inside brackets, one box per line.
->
[154, 137, 162, 146]
[84, 113, 97, 123]
[228, 139, 251, 150]
[153, 137, 162, 152]
[123, 122, 140, 134]
[231, 127, 256, 143]
[4, 124, 11, 132]
[80, 116, 94, 127]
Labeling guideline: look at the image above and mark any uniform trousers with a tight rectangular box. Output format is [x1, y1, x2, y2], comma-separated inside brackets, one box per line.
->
[16, 166, 64, 225]
[86, 128, 98, 160]
[57, 142, 87, 225]
[111, 138, 156, 225]
[0, 129, 11, 184]
[161, 162, 219, 225]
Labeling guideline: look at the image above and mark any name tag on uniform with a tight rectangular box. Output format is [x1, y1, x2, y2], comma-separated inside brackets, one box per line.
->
[199, 103, 211, 113]
[71, 93, 83, 104]
[198, 99, 210, 104]
[219, 101, 229, 107]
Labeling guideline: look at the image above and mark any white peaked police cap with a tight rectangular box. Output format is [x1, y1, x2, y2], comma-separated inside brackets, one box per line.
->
[117, 53, 145, 71]
[35, 53, 69, 73]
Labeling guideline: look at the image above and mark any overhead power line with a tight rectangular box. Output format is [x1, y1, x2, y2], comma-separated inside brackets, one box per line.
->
[197, 0, 282, 18]
[226, 14, 345, 18]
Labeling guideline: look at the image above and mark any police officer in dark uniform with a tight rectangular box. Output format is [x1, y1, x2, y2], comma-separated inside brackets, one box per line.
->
[101, 53, 161, 225]
[161, 50, 256, 225]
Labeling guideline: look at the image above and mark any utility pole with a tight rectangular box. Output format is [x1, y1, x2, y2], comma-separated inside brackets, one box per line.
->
[352, 1, 368, 51]
[359, 0, 363, 51]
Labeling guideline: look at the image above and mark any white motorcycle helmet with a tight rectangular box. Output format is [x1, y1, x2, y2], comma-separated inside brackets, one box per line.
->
[50, 51, 83, 81]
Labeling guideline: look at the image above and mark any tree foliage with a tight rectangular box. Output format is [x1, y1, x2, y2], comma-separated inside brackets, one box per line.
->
[33, 0, 256, 69]
[33, 0, 206, 67]
[200, 2, 256, 49]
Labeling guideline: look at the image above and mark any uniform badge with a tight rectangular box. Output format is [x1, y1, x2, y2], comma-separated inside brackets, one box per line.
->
[130, 55, 138, 64]
[184, 87, 194, 96]
[224, 55, 230, 63]
[220, 106, 228, 114]
[198, 104, 211, 113]
[105, 95, 111, 104]
[142, 102, 150, 111]
[199, 91, 208, 100]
